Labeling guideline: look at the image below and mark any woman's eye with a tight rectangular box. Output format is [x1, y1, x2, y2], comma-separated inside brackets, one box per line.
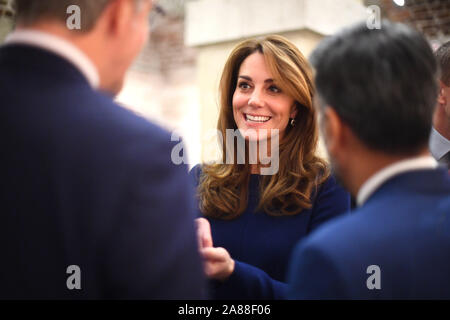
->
[238, 82, 251, 90]
[269, 85, 281, 93]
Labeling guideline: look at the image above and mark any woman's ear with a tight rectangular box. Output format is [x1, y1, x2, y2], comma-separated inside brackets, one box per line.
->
[290, 104, 298, 119]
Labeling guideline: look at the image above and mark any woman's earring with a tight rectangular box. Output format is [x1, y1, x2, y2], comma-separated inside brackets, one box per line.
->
[290, 118, 296, 126]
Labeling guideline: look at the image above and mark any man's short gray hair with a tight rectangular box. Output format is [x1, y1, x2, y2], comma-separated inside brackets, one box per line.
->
[16, 0, 112, 31]
[435, 41, 450, 86]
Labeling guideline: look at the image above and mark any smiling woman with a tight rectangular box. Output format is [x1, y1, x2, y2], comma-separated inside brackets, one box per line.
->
[189, 35, 351, 299]
[233, 52, 296, 143]
[199, 35, 333, 218]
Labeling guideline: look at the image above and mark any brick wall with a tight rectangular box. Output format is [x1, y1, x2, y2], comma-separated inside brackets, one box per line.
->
[366, 0, 450, 43]
[132, 15, 197, 79]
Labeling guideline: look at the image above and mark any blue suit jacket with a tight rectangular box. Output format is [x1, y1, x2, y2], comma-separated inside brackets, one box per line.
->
[287, 169, 450, 299]
[0, 44, 205, 299]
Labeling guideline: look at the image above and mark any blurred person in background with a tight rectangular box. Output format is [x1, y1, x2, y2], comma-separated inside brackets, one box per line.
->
[0, 0, 205, 299]
[288, 21, 450, 299]
[430, 40, 450, 170]
[191, 35, 350, 299]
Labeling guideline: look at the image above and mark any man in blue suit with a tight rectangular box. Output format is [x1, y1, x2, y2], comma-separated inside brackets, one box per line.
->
[287, 21, 450, 299]
[0, 0, 205, 299]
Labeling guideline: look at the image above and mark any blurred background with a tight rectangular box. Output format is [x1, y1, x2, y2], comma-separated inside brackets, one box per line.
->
[1, 0, 449, 166]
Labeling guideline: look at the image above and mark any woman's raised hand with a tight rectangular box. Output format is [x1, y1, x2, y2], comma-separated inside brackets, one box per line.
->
[195, 218, 235, 281]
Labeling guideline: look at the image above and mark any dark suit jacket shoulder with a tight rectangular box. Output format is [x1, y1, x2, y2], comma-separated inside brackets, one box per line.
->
[287, 168, 450, 299]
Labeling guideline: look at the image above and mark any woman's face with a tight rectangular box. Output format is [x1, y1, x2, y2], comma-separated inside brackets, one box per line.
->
[232, 52, 297, 141]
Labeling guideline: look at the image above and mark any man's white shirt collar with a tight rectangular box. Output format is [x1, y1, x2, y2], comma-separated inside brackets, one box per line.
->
[356, 156, 438, 207]
[429, 127, 450, 161]
[5, 30, 99, 89]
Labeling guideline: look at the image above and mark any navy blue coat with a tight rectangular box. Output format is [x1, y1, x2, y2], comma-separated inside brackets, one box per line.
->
[0, 44, 205, 299]
[287, 169, 450, 299]
[190, 164, 350, 299]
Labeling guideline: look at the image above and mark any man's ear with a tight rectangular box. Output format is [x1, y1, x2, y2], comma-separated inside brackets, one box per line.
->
[102, 0, 134, 37]
[437, 81, 447, 106]
[322, 107, 345, 156]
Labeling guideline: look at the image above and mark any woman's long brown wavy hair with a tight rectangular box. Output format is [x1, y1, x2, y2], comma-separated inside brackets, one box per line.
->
[198, 35, 330, 220]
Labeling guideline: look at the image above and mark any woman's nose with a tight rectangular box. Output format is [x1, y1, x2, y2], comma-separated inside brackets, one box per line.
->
[248, 89, 265, 108]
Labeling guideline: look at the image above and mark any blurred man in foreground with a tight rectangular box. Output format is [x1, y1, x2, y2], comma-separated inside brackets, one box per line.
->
[0, 0, 205, 299]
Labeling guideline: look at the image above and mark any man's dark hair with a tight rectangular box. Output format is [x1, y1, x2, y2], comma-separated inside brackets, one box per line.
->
[435, 41, 450, 86]
[311, 21, 439, 155]
[16, 0, 111, 31]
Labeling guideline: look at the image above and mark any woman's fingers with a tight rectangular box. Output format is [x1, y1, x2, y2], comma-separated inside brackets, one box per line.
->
[200, 247, 227, 261]
[195, 218, 213, 249]
[200, 247, 235, 281]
